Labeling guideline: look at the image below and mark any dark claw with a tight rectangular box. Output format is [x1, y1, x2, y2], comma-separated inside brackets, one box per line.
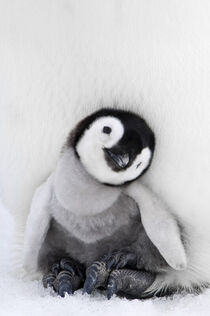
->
[83, 275, 96, 295]
[107, 273, 118, 299]
[60, 258, 85, 279]
[43, 257, 85, 297]
[106, 253, 122, 271]
[58, 282, 73, 297]
[54, 269, 85, 297]
[53, 270, 73, 297]
[106, 269, 156, 300]
[106, 251, 137, 271]
[83, 261, 109, 295]
[51, 263, 61, 276]
[60, 258, 76, 276]
[42, 272, 56, 288]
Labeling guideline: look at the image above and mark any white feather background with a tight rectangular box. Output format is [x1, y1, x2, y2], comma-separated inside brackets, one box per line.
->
[0, 0, 210, 294]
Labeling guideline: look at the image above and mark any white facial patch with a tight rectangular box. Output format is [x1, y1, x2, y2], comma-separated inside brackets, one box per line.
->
[121, 148, 152, 182]
[97, 147, 152, 185]
[76, 116, 124, 181]
[76, 116, 152, 185]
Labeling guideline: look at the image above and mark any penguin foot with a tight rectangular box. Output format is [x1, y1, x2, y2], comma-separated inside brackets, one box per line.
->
[83, 260, 109, 295]
[83, 252, 156, 299]
[53, 270, 82, 297]
[106, 269, 156, 300]
[105, 250, 137, 271]
[42, 257, 85, 297]
[82, 251, 135, 295]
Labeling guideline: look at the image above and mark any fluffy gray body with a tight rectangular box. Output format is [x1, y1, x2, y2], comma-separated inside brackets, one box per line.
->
[39, 195, 166, 273]
[38, 148, 166, 273]
[23, 110, 186, 298]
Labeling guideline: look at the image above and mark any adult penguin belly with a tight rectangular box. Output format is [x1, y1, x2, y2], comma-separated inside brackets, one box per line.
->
[0, 1, 210, 291]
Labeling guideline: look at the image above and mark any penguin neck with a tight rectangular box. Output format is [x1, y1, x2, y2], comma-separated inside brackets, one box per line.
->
[53, 147, 122, 216]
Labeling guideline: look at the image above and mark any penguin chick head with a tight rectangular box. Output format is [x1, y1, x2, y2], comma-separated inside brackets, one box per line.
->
[68, 108, 155, 185]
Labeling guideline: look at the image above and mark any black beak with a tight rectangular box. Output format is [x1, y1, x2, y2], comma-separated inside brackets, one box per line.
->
[104, 149, 130, 169]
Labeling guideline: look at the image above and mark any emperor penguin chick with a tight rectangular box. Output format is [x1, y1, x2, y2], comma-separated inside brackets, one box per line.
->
[23, 108, 187, 299]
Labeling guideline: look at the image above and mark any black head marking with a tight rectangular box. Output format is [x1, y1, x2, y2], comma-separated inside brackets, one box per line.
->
[66, 108, 155, 180]
[67, 108, 154, 147]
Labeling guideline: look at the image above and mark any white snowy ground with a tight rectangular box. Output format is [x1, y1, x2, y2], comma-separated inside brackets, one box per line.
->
[0, 202, 210, 316]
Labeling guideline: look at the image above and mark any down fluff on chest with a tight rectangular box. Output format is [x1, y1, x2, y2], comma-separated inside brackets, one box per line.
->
[39, 193, 141, 268]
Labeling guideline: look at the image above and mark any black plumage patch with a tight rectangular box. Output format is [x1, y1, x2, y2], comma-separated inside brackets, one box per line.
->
[67, 108, 155, 181]
[67, 108, 155, 154]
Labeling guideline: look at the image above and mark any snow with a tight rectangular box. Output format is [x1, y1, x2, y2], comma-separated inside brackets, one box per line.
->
[0, 201, 209, 316]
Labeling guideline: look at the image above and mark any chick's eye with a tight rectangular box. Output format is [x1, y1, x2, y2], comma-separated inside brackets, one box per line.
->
[102, 126, 112, 134]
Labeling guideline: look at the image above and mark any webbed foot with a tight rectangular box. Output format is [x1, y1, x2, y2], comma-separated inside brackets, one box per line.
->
[83, 260, 109, 295]
[106, 269, 155, 300]
[42, 257, 85, 297]
[83, 251, 156, 299]
[106, 250, 137, 271]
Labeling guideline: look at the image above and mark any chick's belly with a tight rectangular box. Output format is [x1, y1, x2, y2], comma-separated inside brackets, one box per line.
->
[38, 217, 140, 271]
